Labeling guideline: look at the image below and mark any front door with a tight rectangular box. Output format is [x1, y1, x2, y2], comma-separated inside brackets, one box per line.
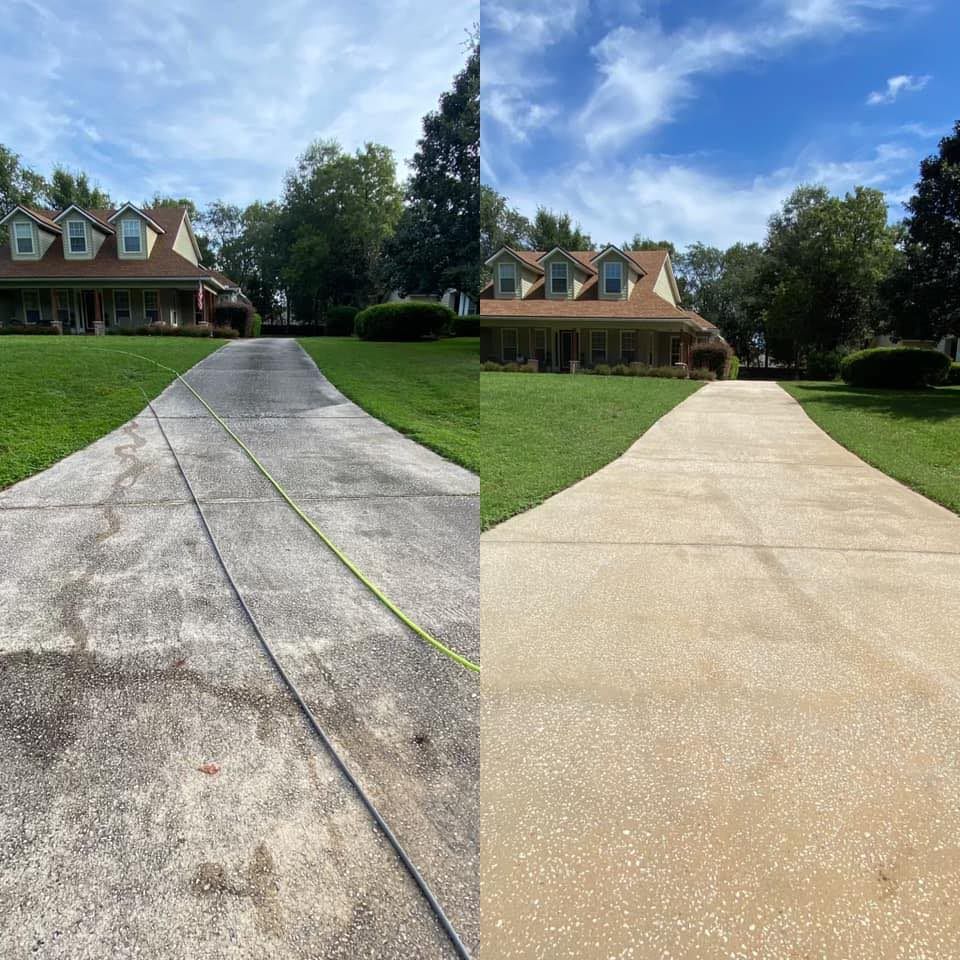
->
[81, 290, 96, 332]
[559, 330, 575, 369]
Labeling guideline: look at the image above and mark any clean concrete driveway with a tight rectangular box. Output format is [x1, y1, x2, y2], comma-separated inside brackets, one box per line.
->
[482, 379, 960, 959]
[0, 338, 478, 959]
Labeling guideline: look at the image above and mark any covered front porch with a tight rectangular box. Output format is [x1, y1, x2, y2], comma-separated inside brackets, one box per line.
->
[480, 320, 695, 371]
[0, 282, 222, 334]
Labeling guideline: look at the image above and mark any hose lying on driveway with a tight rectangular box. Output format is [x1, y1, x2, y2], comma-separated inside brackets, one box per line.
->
[143, 386, 473, 960]
[84, 344, 479, 675]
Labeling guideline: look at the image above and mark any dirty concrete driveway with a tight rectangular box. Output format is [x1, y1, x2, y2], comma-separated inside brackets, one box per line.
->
[0, 338, 478, 959]
[482, 380, 960, 959]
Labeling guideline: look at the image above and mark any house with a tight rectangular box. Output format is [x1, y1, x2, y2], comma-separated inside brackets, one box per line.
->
[479, 245, 720, 369]
[386, 287, 477, 315]
[0, 202, 238, 333]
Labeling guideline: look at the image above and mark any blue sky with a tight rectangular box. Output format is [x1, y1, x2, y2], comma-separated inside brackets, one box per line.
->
[0, 0, 477, 208]
[482, 0, 959, 249]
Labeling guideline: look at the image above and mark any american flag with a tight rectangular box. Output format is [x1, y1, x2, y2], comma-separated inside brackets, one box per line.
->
[196, 282, 204, 316]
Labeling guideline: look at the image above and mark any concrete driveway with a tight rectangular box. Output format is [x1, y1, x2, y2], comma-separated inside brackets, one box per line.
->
[0, 338, 478, 958]
[481, 380, 960, 959]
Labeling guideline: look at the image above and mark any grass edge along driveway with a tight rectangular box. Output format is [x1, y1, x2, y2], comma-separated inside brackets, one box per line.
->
[481, 373, 703, 530]
[297, 337, 479, 474]
[0, 336, 227, 490]
[781, 380, 960, 516]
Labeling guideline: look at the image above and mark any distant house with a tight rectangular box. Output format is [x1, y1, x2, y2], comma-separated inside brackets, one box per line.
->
[0, 202, 239, 333]
[479, 245, 720, 369]
[387, 287, 476, 316]
[869, 333, 959, 361]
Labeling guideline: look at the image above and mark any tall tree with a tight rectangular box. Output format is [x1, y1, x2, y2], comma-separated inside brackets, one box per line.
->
[0, 145, 47, 211]
[891, 121, 960, 340]
[45, 166, 111, 209]
[280, 140, 402, 320]
[481, 184, 531, 258]
[623, 234, 678, 255]
[384, 39, 480, 298]
[529, 207, 593, 250]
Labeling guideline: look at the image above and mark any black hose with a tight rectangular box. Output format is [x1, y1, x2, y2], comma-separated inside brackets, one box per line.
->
[142, 392, 472, 959]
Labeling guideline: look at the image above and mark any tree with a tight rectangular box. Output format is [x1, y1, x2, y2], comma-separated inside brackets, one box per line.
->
[893, 121, 960, 340]
[481, 184, 531, 258]
[45, 165, 111, 209]
[758, 184, 897, 364]
[623, 234, 678, 256]
[384, 39, 480, 299]
[279, 140, 402, 320]
[674, 242, 725, 314]
[529, 207, 593, 250]
[0, 145, 47, 212]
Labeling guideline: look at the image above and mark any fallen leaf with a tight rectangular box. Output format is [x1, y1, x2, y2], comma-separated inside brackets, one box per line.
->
[198, 762, 220, 776]
[172, 658, 187, 669]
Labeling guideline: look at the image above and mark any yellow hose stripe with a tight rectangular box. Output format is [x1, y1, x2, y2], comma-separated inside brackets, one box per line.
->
[76, 343, 481, 674]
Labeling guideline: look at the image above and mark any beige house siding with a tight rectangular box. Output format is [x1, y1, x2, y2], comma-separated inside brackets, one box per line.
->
[9, 218, 56, 261]
[653, 263, 678, 306]
[62, 219, 108, 260]
[540, 252, 583, 301]
[592, 250, 630, 301]
[172, 217, 199, 265]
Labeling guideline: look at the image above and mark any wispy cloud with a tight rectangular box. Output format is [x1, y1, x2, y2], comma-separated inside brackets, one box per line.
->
[866, 73, 931, 105]
[0, 0, 477, 205]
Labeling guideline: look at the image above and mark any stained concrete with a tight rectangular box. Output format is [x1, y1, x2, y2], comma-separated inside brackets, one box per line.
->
[481, 379, 960, 959]
[0, 338, 478, 958]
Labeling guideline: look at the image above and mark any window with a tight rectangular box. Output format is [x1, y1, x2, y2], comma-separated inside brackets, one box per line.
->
[498, 262, 516, 294]
[114, 290, 131, 325]
[591, 330, 606, 364]
[533, 328, 547, 363]
[54, 289, 70, 326]
[143, 290, 159, 324]
[621, 330, 636, 363]
[671, 336, 682, 366]
[68, 220, 87, 254]
[22, 291, 41, 324]
[14, 222, 34, 255]
[550, 261, 568, 295]
[502, 328, 518, 362]
[122, 219, 142, 253]
[603, 260, 622, 294]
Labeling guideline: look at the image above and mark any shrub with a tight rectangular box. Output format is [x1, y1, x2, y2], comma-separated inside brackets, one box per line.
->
[0, 324, 62, 335]
[691, 340, 732, 378]
[728, 355, 740, 380]
[481, 361, 504, 371]
[804, 348, 844, 381]
[179, 324, 213, 338]
[354, 301, 455, 341]
[140, 322, 182, 336]
[646, 365, 687, 379]
[213, 301, 255, 337]
[325, 305, 358, 336]
[503, 362, 520, 372]
[947, 363, 960, 386]
[251, 313, 262, 338]
[689, 367, 717, 381]
[212, 325, 239, 339]
[592, 363, 612, 376]
[840, 347, 951, 388]
[452, 313, 480, 337]
[610, 363, 631, 376]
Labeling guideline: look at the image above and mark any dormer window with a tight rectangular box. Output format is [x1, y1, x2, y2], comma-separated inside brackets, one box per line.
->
[550, 262, 568, 295]
[498, 262, 517, 294]
[68, 221, 87, 254]
[603, 261, 622, 294]
[122, 218, 142, 254]
[14, 222, 33, 255]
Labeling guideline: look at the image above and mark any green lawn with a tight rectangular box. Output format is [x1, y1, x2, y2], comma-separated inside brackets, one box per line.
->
[481, 373, 703, 529]
[782, 381, 960, 515]
[0, 336, 226, 489]
[297, 337, 479, 473]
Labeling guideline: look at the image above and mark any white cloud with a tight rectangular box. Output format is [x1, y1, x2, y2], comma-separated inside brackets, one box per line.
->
[866, 74, 931, 105]
[502, 142, 918, 250]
[0, 0, 477, 205]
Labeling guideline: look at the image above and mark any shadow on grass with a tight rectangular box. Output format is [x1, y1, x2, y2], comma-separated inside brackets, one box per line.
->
[786, 382, 960, 424]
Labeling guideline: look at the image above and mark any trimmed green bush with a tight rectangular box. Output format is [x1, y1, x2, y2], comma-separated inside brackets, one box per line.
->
[214, 301, 255, 337]
[325, 305, 358, 336]
[691, 340, 732, 378]
[804, 348, 844, 381]
[481, 360, 504, 371]
[354, 301, 455, 341]
[251, 313, 262, 338]
[610, 363, 631, 376]
[840, 347, 951, 388]
[452, 313, 480, 336]
[645, 365, 688, 379]
[947, 363, 960, 386]
[689, 367, 717, 381]
[728, 355, 740, 380]
[592, 363, 612, 375]
[179, 324, 214, 338]
[212, 325, 239, 339]
[503, 362, 520, 373]
[0, 324, 62, 335]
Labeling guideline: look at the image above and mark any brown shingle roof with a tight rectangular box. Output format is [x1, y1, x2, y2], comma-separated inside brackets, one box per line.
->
[0, 206, 236, 287]
[684, 309, 719, 333]
[480, 248, 690, 320]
